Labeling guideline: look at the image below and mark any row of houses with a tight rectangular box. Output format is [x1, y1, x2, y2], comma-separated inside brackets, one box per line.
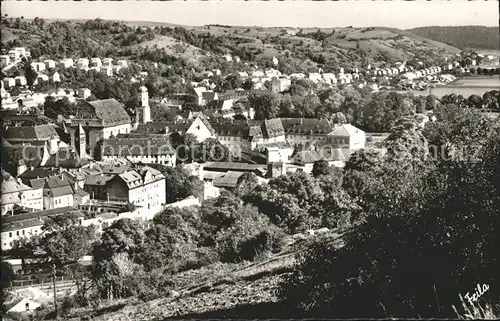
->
[1, 86, 92, 110]
[0, 47, 31, 67]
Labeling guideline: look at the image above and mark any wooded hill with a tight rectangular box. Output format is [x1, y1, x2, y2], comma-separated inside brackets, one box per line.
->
[2, 17, 463, 74]
[407, 26, 500, 50]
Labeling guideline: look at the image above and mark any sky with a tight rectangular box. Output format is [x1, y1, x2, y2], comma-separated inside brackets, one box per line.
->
[2, 1, 499, 30]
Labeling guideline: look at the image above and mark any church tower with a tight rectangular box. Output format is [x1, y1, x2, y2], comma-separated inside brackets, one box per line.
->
[139, 86, 151, 124]
[75, 123, 86, 159]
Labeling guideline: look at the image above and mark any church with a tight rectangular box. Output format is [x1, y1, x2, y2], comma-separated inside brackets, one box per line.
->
[69, 86, 151, 157]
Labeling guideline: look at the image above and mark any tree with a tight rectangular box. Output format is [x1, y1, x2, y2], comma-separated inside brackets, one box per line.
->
[92, 219, 146, 300]
[358, 92, 416, 132]
[234, 172, 259, 197]
[191, 138, 230, 163]
[1, 261, 15, 290]
[153, 165, 203, 203]
[245, 171, 325, 233]
[312, 160, 330, 178]
[279, 124, 500, 319]
[38, 212, 97, 268]
[222, 73, 242, 90]
[23, 60, 37, 86]
[248, 90, 280, 120]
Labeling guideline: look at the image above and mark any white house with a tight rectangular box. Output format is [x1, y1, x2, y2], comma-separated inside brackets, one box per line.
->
[77, 88, 91, 99]
[1, 207, 84, 251]
[116, 60, 128, 68]
[14, 76, 27, 86]
[186, 115, 217, 142]
[103, 58, 114, 65]
[271, 77, 291, 93]
[36, 74, 49, 83]
[76, 58, 89, 69]
[44, 59, 56, 69]
[3, 78, 16, 88]
[0, 55, 11, 66]
[101, 137, 177, 167]
[90, 57, 102, 68]
[51, 71, 61, 83]
[4, 295, 41, 314]
[59, 58, 74, 68]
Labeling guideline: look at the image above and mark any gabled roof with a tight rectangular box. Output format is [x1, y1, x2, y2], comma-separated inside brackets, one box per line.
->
[2, 124, 59, 141]
[192, 115, 216, 135]
[19, 168, 60, 182]
[213, 171, 246, 188]
[282, 118, 334, 135]
[84, 174, 115, 186]
[82, 99, 131, 127]
[212, 122, 250, 137]
[2, 206, 82, 225]
[43, 148, 89, 168]
[262, 119, 285, 138]
[136, 122, 172, 134]
[1, 144, 47, 176]
[117, 166, 164, 189]
[328, 124, 365, 137]
[192, 87, 207, 97]
[203, 162, 265, 172]
[42, 175, 74, 197]
[1, 180, 31, 195]
[202, 91, 217, 101]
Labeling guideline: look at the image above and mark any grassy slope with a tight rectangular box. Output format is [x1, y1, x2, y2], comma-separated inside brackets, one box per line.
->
[406, 26, 500, 50]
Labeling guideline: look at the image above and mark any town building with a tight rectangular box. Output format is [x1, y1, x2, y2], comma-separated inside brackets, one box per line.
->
[14, 76, 27, 86]
[44, 59, 56, 69]
[76, 58, 89, 69]
[2, 124, 60, 154]
[36, 74, 49, 83]
[2, 78, 15, 88]
[116, 60, 128, 68]
[59, 58, 74, 68]
[1, 55, 11, 67]
[101, 136, 176, 166]
[69, 99, 132, 155]
[1, 171, 44, 216]
[3, 295, 41, 314]
[77, 88, 91, 100]
[84, 165, 166, 210]
[271, 77, 291, 93]
[51, 71, 61, 83]
[90, 57, 102, 68]
[30, 62, 46, 73]
[1, 206, 84, 250]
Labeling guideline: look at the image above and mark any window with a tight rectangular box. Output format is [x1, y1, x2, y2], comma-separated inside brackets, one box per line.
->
[25, 303, 29, 310]
[16, 231, 19, 236]
[9, 232, 12, 238]
[22, 230, 25, 235]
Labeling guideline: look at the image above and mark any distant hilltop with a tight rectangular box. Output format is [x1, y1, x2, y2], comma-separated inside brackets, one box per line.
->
[407, 26, 500, 51]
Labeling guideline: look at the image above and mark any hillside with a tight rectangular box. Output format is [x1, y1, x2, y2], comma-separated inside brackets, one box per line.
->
[407, 26, 500, 50]
[60, 231, 346, 321]
[1, 18, 462, 74]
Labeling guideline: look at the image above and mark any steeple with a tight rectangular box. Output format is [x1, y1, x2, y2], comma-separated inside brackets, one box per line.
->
[75, 123, 86, 159]
[139, 85, 151, 124]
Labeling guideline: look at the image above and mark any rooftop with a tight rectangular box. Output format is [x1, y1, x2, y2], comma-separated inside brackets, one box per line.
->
[78, 99, 131, 127]
[203, 162, 265, 172]
[2, 124, 59, 142]
[2, 206, 82, 225]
